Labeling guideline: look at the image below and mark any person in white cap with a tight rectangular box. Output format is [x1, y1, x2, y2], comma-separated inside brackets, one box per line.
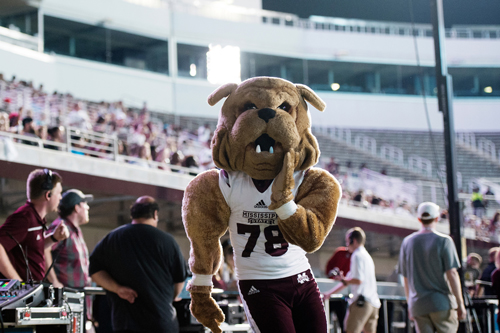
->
[398, 202, 466, 333]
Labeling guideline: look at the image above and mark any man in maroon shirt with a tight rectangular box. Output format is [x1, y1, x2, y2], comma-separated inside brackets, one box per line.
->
[0, 168, 69, 282]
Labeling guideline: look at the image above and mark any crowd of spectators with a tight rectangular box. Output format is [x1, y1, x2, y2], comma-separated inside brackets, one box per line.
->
[323, 156, 500, 242]
[2, 73, 500, 242]
[324, 157, 419, 215]
[0, 73, 213, 173]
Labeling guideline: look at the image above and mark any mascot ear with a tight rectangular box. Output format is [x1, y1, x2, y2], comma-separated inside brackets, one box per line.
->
[208, 83, 238, 106]
[296, 84, 326, 112]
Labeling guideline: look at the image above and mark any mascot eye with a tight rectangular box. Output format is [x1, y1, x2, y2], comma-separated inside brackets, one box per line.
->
[278, 102, 291, 112]
[243, 103, 258, 111]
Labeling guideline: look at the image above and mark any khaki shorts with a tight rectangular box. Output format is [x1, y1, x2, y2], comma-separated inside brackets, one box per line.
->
[344, 302, 379, 333]
[414, 309, 458, 333]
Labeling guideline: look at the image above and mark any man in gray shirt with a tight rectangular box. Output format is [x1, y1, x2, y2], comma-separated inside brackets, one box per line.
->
[399, 202, 466, 333]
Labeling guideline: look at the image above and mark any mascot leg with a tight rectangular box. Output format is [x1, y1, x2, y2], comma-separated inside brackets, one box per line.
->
[238, 271, 327, 333]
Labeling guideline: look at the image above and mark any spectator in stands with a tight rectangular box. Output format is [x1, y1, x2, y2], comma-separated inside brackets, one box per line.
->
[370, 195, 381, 206]
[353, 190, 364, 203]
[491, 211, 500, 234]
[464, 253, 482, 296]
[114, 112, 128, 141]
[93, 116, 107, 133]
[45, 126, 65, 150]
[197, 123, 211, 143]
[128, 124, 147, 150]
[477, 247, 499, 297]
[323, 227, 380, 333]
[20, 117, 39, 146]
[137, 142, 153, 167]
[0, 111, 9, 132]
[9, 112, 19, 130]
[169, 151, 183, 172]
[182, 155, 199, 176]
[116, 140, 128, 157]
[399, 202, 466, 332]
[155, 147, 171, 171]
[197, 139, 214, 171]
[471, 187, 486, 218]
[484, 186, 494, 208]
[129, 142, 152, 168]
[66, 102, 91, 130]
[36, 125, 48, 142]
[325, 157, 339, 176]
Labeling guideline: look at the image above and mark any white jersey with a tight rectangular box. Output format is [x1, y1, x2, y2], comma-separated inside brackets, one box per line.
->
[219, 170, 311, 280]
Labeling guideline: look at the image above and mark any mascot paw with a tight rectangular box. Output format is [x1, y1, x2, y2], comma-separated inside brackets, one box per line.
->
[190, 292, 225, 333]
[269, 151, 299, 210]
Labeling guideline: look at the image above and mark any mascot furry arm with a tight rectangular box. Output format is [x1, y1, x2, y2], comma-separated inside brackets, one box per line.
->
[182, 77, 341, 333]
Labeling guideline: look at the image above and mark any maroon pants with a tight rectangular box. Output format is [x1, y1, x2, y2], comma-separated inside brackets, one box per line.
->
[238, 270, 327, 333]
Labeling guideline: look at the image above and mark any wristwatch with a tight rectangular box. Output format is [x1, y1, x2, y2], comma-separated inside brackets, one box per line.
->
[50, 235, 58, 242]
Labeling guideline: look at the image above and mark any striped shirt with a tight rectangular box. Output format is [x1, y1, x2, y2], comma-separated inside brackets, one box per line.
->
[48, 218, 90, 288]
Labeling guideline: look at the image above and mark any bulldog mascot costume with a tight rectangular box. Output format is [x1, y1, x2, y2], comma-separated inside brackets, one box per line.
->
[182, 77, 341, 333]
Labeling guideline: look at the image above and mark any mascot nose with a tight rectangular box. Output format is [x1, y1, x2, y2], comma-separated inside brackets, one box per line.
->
[258, 108, 276, 123]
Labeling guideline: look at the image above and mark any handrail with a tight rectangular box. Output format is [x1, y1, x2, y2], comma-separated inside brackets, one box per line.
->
[380, 144, 404, 165]
[0, 129, 204, 175]
[169, 0, 500, 40]
[313, 126, 435, 179]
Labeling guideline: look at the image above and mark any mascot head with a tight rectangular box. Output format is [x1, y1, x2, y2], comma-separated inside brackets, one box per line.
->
[208, 77, 326, 180]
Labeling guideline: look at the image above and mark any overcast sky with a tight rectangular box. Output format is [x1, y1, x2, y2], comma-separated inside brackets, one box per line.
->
[262, 0, 500, 27]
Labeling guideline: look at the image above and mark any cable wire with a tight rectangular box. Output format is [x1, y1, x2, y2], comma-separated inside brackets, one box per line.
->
[408, 0, 448, 204]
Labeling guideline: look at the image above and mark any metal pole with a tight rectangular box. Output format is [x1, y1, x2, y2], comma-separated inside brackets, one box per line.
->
[429, 0, 466, 305]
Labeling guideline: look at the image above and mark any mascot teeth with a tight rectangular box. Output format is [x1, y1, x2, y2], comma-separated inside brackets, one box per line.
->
[254, 133, 276, 153]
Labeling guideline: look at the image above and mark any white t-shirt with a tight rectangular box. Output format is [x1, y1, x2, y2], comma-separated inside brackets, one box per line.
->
[219, 170, 311, 280]
[347, 246, 381, 308]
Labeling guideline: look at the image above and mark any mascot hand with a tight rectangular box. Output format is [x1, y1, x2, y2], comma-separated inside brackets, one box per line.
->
[190, 292, 225, 333]
[269, 150, 299, 210]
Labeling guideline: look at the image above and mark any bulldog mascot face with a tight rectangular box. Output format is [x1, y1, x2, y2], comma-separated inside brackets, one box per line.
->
[182, 77, 341, 333]
[209, 77, 325, 180]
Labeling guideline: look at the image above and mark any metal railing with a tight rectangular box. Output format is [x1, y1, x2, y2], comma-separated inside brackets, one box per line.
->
[456, 132, 500, 165]
[0, 128, 203, 175]
[380, 144, 404, 166]
[170, 0, 500, 40]
[313, 125, 435, 179]
[0, 26, 39, 51]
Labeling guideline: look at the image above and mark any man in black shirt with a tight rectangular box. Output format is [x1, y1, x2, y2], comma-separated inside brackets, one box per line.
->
[89, 196, 188, 333]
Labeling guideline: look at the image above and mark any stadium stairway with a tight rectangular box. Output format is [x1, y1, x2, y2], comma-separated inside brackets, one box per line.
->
[314, 132, 436, 182]
[329, 128, 500, 189]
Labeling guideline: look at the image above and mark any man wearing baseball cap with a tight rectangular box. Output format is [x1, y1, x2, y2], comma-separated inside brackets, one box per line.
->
[398, 202, 466, 333]
[44, 189, 94, 326]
